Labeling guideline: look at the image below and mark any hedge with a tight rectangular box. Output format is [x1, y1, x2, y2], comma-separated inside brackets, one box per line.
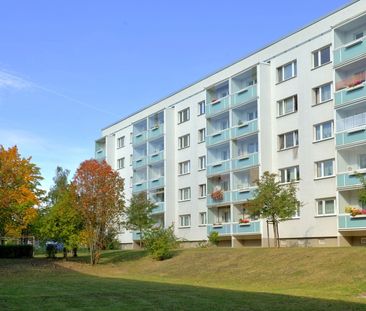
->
[0, 245, 33, 258]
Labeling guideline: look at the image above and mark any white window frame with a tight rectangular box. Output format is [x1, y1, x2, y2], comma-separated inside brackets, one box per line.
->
[178, 108, 190, 124]
[278, 130, 299, 150]
[198, 155, 206, 170]
[117, 136, 125, 149]
[178, 134, 190, 150]
[277, 60, 297, 83]
[360, 154, 366, 169]
[314, 121, 333, 142]
[315, 159, 334, 179]
[312, 45, 331, 68]
[198, 184, 207, 198]
[117, 157, 125, 169]
[178, 160, 190, 175]
[198, 101, 205, 116]
[179, 187, 191, 201]
[314, 82, 332, 105]
[198, 128, 206, 143]
[280, 166, 300, 183]
[199, 212, 207, 225]
[179, 214, 191, 227]
[316, 198, 336, 216]
[277, 95, 298, 117]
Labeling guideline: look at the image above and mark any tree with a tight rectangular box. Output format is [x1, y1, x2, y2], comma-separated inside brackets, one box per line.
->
[0, 145, 44, 238]
[39, 167, 84, 258]
[248, 171, 300, 248]
[124, 192, 156, 247]
[72, 159, 124, 265]
[358, 174, 366, 208]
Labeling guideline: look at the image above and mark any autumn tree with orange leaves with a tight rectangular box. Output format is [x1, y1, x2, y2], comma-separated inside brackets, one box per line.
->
[0, 145, 44, 238]
[73, 159, 124, 265]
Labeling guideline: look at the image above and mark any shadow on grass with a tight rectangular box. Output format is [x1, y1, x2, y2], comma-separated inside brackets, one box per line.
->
[0, 258, 366, 311]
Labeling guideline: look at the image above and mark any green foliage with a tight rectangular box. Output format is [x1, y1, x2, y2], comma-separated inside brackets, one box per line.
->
[45, 244, 57, 258]
[357, 173, 366, 207]
[143, 225, 178, 260]
[0, 245, 33, 258]
[208, 231, 219, 246]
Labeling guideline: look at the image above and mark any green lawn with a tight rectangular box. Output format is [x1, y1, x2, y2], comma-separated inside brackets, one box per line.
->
[1, 247, 366, 310]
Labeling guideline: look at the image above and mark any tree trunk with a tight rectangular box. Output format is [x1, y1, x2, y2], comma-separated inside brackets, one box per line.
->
[139, 227, 142, 248]
[72, 247, 78, 257]
[63, 247, 67, 259]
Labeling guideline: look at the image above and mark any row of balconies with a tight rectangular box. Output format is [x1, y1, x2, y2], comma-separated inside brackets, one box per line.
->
[132, 176, 165, 193]
[207, 188, 256, 206]
[334, 35, 366, 68]
[133, 125, 164, 146]
[133, 150, 164, 169]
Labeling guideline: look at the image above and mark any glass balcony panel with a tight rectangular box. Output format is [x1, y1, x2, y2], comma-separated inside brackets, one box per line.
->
[207, 223, 231, 235]
[231, 85, 257, 108]
[232, 221, 261, 234]
[231, 120, 258, 139]
[231, 152, 259, 171]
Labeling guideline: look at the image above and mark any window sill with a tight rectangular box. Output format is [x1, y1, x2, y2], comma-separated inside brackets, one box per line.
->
[314, 214, 336, 218]
[198, 224, 207, 227]
[198, 141, 205, 144]
[178, 146, 190, 150]
[313, 137, 334, 144]
[276, 76, 297, 85]
[280, 181, 300, 185]
[178, 226, 191, 229]
[311, 61, 332, 71]
[178, 199, 191, 203]
[198, 168, 206, 172]
[314, 175, 335, 181]
[178, 172, 191, 177]
[278, 146, 299, 152]
[311, 98, 333, 107]
[276, 111, 297, 119]
[198, 196, 207, 199]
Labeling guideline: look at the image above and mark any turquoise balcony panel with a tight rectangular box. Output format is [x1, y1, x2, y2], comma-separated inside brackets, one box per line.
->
[233, 221, 261, 235]
[206, 129, 230, 146]
[337, 172, 366, 188]
[339, 215, 366, 230]
[334, 39, 366, 67]
[133, 131, 147, 145]
[148, 125, 164, 140]
[207, 160, 230, 176]
[231, 85, 257, 107]
[133, 157, 147, 169]
[132, 181, 148, 193]
[149, 176, 164, 189]
[148, 151, 164, 164]
[231, 152, 259, 171]
[207, 223, 231, 236]
[95, 149, 106, 161]
[231, 119, 258, 139]
[335, 84, 366, 107]
[232, 188, 256, 203]
[152, 202, 165, 214]
[206, 97, 230, 117]
[207, 191, 231, 206]
[336, 128, 366, 146]
[132, 231, 141, 241]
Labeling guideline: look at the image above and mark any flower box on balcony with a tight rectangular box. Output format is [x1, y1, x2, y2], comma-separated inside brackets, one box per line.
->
[211, 189, 224, 201]
[213, 223, 223, 228]
[239, 218, 250, 225]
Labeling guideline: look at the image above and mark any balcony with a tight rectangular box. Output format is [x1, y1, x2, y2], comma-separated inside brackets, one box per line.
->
[207, 160, 230, 176]
[132, 157, 147, 169]
[151, 202, 165, 215]
[206, 129, 230, 146]
[335, 83, 366, 107]
[133, 131, 148, 145]
[232, 188, 256, 203]
[231, 85, 257, 108]
[232, 220, 261, 235]
[338, 215, 366, 231]
[149, 176, 164, 189]
[336, 127, 366, 147]
[334, 37, 366, 67]
[148, 125, 164, 140]
[231, 120, 258, 139]
[132, 231, 142, 241]
[231, 152, 259, 171]
[207, 223, 231, 236]
[148, 151, 164, 164]
[95, 149, 106, 161]
[207, 191, 231, 206]
[132, 181, 148, 193]
[337, 172, 366, 189]
[206, 96, 230, 117]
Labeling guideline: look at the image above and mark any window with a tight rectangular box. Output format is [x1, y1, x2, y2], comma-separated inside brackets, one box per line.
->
[178, 108, 190, 124]
[278, 130, 298, 150]
[199, 212, 207, 225]
[316, 159, 334, 178]
[179, 187, 191, 201]
[360, 154, 366, 169]
[117, 157, 125, 169]
[198, 101, 205, 116]
[277, 60, 297, 83]
[198, 184, 207, 198]
[178, 160, 190, 175]
[198, 155, 206, 170]
[314, 83, 332, 104]
[178, 134, 190, 149]
[277, 95, 298, 116]
[198, 128, 206, 143]
[316, 198, 335, 216]
[179, 214, 191, 227]
[314, 121, 333, 141]
[280, 166, 300, 183]
[354, 31, 364, 40]
[313, 46, 331, 68]
[117, 136, 125, 148]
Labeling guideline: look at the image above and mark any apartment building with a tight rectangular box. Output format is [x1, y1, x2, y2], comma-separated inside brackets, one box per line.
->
[95, 0, 366, 248]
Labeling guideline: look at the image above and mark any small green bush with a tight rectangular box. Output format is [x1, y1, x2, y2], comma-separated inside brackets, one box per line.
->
[0, 245, 33, 258]
[208, 231, 219, 246]
[143, 226, 178, 261]
[46, 244, 57, 258]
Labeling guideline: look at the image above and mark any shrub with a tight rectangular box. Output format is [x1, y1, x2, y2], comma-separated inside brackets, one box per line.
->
[208, 231, 219, 246]
[143, 226, 179, 261]
[0, 245, 33, 258]
[46, 243, 57, 258]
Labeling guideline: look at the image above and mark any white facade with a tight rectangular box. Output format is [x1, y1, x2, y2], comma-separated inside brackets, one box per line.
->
[96, 0, 366, 248]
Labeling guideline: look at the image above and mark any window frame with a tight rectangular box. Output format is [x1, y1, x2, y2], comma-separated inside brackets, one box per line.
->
[280, 166, 300, 183]
[178, 187, 191, 202]
[178, 160, 191, 176]
[178, 108, 190, 124]
[198, 128, 206, 143]
[312, 45, 331, 69]
[314, 120, 334, 142]
[278, 130, 299, 150]
[179, 214, 191, 228]
[117, 136, 125, 149]
[198, 184, 207, 198]
[199, 212, 207, 225]
[313, 82, 332, 105]
[117, 157, 125, 170]
[277, 95, 298, 117]
[315, 159, 335, 179]
[198, 155, 206, 170]
[316, 198, 336, 216]
[178, 134, 190, 150]
[277, 60, 297, 83]
[198, 100, 206, 116]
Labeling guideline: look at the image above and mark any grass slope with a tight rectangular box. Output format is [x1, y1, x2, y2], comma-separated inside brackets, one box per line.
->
[1, 247, 366, 310]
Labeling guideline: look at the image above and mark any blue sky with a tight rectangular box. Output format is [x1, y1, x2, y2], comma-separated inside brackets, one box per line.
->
[0, 0, 351, 189]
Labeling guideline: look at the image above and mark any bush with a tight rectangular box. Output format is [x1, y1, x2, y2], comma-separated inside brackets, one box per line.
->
[45, 243, 57, 258]
[143, 226, 178, 261]
[0, 245, 33, 258]
[208, 231, 219, 246]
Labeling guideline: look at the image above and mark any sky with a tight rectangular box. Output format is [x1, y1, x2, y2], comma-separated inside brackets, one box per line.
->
[0, 0, 352, 190]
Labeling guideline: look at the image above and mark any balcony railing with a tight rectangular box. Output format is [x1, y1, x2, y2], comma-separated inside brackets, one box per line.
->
[207, 160, 230, 176]
[334, 37, 366, 67]
[149, 176, 164, 189]
[206, 128, 231, 146]
[132, 157, 147, 169]
[231, 152, 259, 171]
[231, 85, 257, 108]
[231, 188, 256, 203]
[148, 151, 164, 164]
[132, 181, 148, 193]
[206, 96, 230, 117]
[95, 149, 106, 161]
[148, 125, 164, 140]
[338, 214, 366, 230]
[207, 223, 232, 235]
[133, 131, 148, 145]
[207, 190, 231, 206]
[151, 202, 165, 214]
[231, 119, 258, 139]
[335, 82, 366, 107]
[337, 172, 366, 188]
[232, 220, 261, 235]
[336, 127, 366, 147]
[132, 231, 142, 241]
[337, 112, 366, 132]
